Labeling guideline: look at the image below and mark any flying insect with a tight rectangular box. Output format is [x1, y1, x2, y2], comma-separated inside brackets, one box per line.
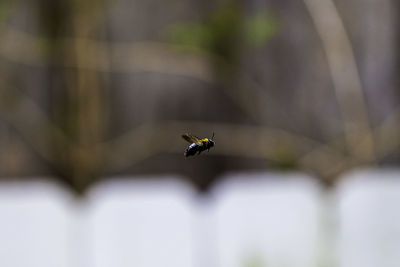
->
[182, 133, 215, 157]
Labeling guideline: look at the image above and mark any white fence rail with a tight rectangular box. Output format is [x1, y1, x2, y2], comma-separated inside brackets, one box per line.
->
[0, 169, 399, 267]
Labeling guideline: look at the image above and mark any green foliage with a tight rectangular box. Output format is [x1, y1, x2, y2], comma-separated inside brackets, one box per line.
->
[164, 2, 243, 63]
[0, 0, 14, 25]
[164, 2, 278, 62]
[166, 23, 215, 50]
[243, 12, 277, 47]
[207, 2, 243, 61]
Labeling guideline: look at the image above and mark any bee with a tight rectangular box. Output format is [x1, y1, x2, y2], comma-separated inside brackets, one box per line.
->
[182, 133, 215, 157]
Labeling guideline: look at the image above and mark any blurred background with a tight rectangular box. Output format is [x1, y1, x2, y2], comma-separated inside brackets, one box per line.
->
[0, 0, 398, 192]
[0, 0, 399, 266]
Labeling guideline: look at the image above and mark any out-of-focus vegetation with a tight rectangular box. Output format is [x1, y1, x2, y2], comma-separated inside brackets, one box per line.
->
[0, 0, 398, 193]
[165, 2, 277, 63]
[0, 1, 12, 25]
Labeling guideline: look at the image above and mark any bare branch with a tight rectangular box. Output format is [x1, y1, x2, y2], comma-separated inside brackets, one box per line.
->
[303, 0, 375, 161]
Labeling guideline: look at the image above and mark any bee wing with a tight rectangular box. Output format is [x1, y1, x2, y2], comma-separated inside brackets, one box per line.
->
[182, 134, 202, 145]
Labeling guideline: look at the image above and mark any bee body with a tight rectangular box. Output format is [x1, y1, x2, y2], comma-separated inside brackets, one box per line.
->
[182, 134, 215, 157]
[185, 143, 200, 157]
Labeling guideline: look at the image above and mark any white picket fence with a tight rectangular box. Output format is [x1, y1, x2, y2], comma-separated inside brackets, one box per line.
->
[0, 169, 399, 267]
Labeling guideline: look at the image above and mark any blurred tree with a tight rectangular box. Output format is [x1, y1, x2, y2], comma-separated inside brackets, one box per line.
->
[37, 0, 110, 193]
